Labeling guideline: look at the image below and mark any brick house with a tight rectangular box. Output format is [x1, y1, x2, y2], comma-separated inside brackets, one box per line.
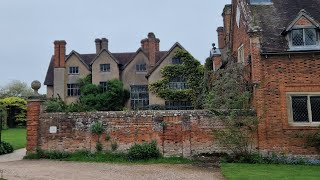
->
[214, 0, 320, 155]
[44, 33, 193, 110]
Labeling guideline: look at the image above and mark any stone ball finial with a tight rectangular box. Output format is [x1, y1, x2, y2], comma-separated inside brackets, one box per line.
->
[31, 80, 41, 96]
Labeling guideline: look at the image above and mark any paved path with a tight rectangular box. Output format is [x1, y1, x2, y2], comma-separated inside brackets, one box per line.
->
[0, 160, 224, 180]
[0, 148, 26, 162]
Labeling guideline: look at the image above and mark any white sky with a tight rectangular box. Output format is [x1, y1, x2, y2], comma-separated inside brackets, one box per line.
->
[0, 0, 230, 93]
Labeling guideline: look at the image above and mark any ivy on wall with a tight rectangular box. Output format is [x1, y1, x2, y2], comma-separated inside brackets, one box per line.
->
[149, 50, 204, 109]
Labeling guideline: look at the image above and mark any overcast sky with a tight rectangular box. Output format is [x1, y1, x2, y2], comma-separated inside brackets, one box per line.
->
[0, 0, 230, 93]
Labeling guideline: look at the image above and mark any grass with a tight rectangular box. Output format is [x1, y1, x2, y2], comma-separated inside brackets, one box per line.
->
[1, 128, 26, 150]
[221, 163, 320, 180]
[24, 150, 193, 164]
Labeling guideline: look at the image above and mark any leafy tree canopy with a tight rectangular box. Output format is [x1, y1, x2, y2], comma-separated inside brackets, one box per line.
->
[0, 80, 33, 99]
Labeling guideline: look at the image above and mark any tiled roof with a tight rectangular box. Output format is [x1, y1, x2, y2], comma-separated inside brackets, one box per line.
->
[44, 51, 168, 86]
[249, 0, 320, 52]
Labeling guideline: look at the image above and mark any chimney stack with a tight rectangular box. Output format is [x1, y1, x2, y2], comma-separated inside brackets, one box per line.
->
[141, 32, 160, 67]
[54, 40, 67, 68]
[217, 27, 225, 49]
[222, 5, 232, 48]
[101, 38, 109, 51]
[95, 38, 102, 54]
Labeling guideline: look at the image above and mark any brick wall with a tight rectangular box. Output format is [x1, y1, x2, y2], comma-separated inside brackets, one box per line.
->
[255, 54, 320, 155]
[31, 110, 227, 157]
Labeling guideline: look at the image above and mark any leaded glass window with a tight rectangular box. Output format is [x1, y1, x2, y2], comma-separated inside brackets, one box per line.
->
[100, 64, 110, 72]
[169, 77, 188, 90]
[69, 66, 79, 74]
[136, 63, 147, 72]
[172, 58, 182, 64]
[292, 29, 318, 47]
[165, 101, 193, 110]
[131, 85, 149, 110]
[290, 95, 320, 123]
[67, 84, 80, 96]
[100, 82, 108, 92]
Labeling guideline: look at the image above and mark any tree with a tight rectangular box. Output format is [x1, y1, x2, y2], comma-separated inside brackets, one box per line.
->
[205, 60, 258, 159]
[0, 97, 27, 128]
[0, 80, 33, 99]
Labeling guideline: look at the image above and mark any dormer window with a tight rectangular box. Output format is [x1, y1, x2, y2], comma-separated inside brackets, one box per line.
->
[292, 28, 317, 47]
[283, 10, 320, 51]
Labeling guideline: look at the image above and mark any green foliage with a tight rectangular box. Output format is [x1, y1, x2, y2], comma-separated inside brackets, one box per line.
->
[204, 57, 213, 71]
[0, 97, 27, 127]
[96, 142, 103, 152]
[90, 121, 104, 136]
[111, 142, 118, 151]
[206, 60, 258, 159]
[24, 149, 191, 164]
[149, 50, 204, 109]
[205, 61, 252, 110]
[214, 111, 259, 158]
[0, 141, 13, 155]
[91, 121, 104, 151]
[307, 126, 320, 151]
[105, 133, 111, 141]
[127, 141, 160, 161]
[79, 78, 129, 111]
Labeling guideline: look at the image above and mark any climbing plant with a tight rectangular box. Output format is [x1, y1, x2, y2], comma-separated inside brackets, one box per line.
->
[149, 50, 204, 109]
[0, 97, 27, 127]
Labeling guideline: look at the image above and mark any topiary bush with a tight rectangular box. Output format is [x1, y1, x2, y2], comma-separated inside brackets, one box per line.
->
[0, 141, 13, 155]
[127, 141, 160, 161]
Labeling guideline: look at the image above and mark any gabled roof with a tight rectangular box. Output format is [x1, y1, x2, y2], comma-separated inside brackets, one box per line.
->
[282, 9, 320, 35]
[65, 50, 90, 70]
[146, 42, 186, 78]
[90, 49, 120, 65]
[246, 0, 320, 52]
[44, 49, 169, 86]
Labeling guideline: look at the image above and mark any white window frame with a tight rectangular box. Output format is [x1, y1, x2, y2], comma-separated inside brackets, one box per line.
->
[287, 92, 320, 127]
[237, 44, 245, 64]
[100, 64, 111, 72]
[289, 27, 320, 51]
[67, 84, 80, 96]
[69, 66, 79, 74]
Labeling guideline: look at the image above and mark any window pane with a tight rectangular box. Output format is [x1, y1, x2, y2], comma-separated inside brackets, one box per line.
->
[311, 96, 320, 122]
[305, 29, 317, 45]
[292, 96, 309, 122]
[292, 30, 304, 46]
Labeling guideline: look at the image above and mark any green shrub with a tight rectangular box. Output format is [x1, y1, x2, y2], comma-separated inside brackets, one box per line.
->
[128, 141, 160, 161]
[0, 141, 13, 155]
[105, 133, 111, 141]
[307, 127, 320, 151]
[91, 122, 104, 136]
[96, 142, 103, 152]
[111, 142, 118, 151]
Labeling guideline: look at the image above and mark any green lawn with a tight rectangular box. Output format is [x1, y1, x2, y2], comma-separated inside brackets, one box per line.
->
[221, 163, 320, 180]
[1, 128, 26, 150]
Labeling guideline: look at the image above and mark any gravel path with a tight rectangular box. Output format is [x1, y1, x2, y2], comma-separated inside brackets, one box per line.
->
[0, 148, 26, 162]
[0, 160, 224, 180]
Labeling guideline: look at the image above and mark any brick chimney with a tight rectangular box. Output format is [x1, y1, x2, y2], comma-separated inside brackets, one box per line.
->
[222, 4, 232, 48]
[101, 38, 109, 51]
[141, 32, 160, 67]
[95, 38, 102, 54]
[54, 40, 66, 68]
[217, 27, 225, 49]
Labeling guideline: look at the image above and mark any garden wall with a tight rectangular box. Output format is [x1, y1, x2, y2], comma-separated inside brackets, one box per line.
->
[27, 101, 230, 157]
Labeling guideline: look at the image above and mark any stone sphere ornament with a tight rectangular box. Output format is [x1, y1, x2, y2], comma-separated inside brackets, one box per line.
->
[31, 80, 41, 96]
